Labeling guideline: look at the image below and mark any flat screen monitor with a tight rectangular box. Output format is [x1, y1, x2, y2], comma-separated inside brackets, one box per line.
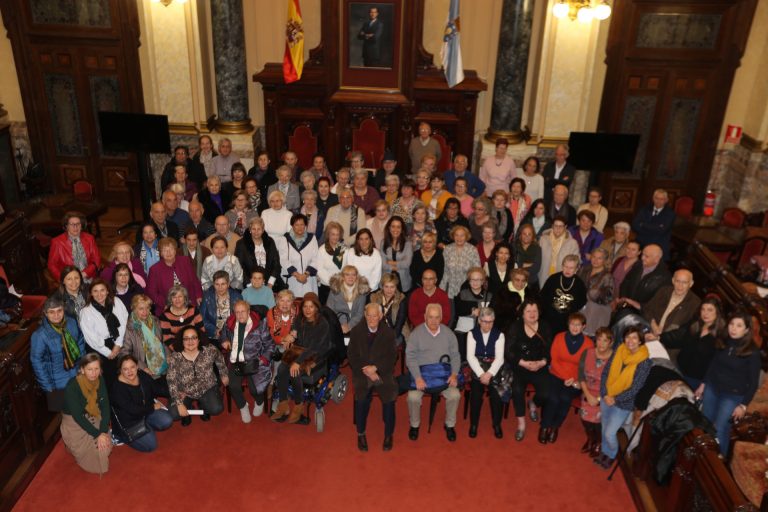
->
[98, 112, 170, 153]
[567, 132, 640, 172]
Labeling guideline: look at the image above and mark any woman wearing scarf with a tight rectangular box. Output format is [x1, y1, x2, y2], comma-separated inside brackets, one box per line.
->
[368, 273, 409, 346]
[537, 215, 580, 286]
[490, 268, 534, 334]
[225, 190, 259, 238]
[110, 354, 173, 452]
[596, 325, 652, 469]
[235, 217, 284, 292]
[540, 313, 593, 445]
[100, 241, 147, 288]
[514, 224, 542, 291]
[311, 221, 346, 304]
[327, 265, 370, 335]
[31, 295, 87, 411]
[60, 353, 112, 474]
[79, 279, 129, 388]
[220, 300, 274, 423]
[300, 189, 325, 243]
[277, 213, 319, 298]
[121, 294, 170, 398]
[201, 236, 244, 290]
[135, 222, 161, 275]
[56, 266, 88, 318]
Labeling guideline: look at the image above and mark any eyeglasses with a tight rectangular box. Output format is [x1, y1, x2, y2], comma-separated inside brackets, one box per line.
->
[68, 222, 82, 227]
[182, 335, 199, 341]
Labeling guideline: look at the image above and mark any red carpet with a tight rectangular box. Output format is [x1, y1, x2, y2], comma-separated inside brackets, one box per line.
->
[14, 380, 635, 512]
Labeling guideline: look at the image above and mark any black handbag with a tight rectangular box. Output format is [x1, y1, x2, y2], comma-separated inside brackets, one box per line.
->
[111, 384, 150, 443]
[232, 358, 260, 376]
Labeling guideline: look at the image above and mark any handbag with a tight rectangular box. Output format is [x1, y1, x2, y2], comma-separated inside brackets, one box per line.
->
[475, 359, 514, 402]
[409, 354, 464, 391]
[111, 382, 151, 443]
[232, 358, 260, 377]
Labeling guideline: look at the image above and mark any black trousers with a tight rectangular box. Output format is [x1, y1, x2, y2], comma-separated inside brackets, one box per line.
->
[469, 378, 502, 427]
[542, 374, 581, 429]
[511, 366, 550, 418]
[355, 388, 395, 437]
[318, 284, 331, 305]
[227, 368, 265, 409]
[170, 385, 223, 420]
[276, 362, 305, 404]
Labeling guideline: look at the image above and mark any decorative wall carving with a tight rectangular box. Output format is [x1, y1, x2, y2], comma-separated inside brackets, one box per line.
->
[30, 0, 112, 27]
[43, 74, 83, 157]
[636, 13, 721, 49]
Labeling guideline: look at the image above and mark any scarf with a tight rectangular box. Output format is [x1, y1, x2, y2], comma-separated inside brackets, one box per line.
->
[91, 300, 120, 348]
[126, 261, 146, 288]
[76, 373, 101, 419]
[507, 281, 525, 301]
[141, 241, 159, 273]
[230, 315, 253, 363]
[132, 312, 167, 376]
[70, 235, 87, 271]
[548, 231, 565, 275]
[565, 331, 584, 355]
[349, 206, 359, 236]
[605, 343, 649, 397]
[331, 244, 345, 270]
[50, 319, 81, 370]
[289, 230, 308, 249]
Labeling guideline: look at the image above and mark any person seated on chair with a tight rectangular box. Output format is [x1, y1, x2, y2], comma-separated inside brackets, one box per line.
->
[466, 307, 506, 440]
[406, 303, 461, 442]
[266, 289, 297, 349]
[220, 300, 274, 424]
[56, 266, 89, 318]
[489, 268, 533, 334]
[632, 188, 676, 260]
[408, 269, 451, 328]
[235, 216, 283, 291]
[202, 215, 241, 255]
[271, 293, 332, 425]
[146, 237, 202, 316]
[110, 354, 173, 453]
[599, 221, 631, 266]
[167, 326, 227, 426]
[31, 295, 87, 412]
[327, 265, 370, 336]
[201, 270, 242, 346]
[60, 353, 112, 474]
[242, 268, 276, 310]
[539, 254, 587, 336]
[615, 244, 670, 313]
[121, 294, 170, 398]
[541, 312, 593, 446]
[48, 211, 101, 282]
[596, 325, 652, 469]
[100, 241, 147, 289]
[505, 297, 552, 443]
[641, 269, 700, 341]
[348, 303, 398, 452]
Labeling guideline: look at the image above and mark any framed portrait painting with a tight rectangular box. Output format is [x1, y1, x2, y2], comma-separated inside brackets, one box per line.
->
[341, 0, 402, 90]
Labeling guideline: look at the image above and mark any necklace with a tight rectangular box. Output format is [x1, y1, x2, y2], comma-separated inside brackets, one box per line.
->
[560, 274, 575, 292]
[495, 158, 503, 167]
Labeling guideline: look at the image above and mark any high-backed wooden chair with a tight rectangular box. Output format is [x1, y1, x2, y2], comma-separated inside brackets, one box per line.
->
[352, 118, 386, 169]
[431, 132, 452, 173]
[722, 207, 747, 228]
[288, 125, 318, 171]
[674, 195, 694, 219]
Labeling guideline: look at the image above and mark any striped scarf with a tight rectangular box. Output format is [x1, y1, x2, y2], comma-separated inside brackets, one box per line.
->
[50, 319, 80, 370]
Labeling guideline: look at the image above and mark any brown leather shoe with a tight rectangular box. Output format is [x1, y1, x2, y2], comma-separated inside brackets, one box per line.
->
[287, 403, 306, 424]
[270, 400, 290, 422]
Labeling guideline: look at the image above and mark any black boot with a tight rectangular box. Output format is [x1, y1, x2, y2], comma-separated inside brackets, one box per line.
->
[580, 420, 593, 453]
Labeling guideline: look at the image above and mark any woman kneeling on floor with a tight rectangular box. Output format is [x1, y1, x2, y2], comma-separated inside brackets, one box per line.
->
[167, 326, 228, 426]
[221, 300, 274, 423]
[110, 354, 173, 452]
[60, 353, 112, 474]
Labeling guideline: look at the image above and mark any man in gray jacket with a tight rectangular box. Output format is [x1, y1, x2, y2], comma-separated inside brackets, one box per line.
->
[406, 303, 461, 442]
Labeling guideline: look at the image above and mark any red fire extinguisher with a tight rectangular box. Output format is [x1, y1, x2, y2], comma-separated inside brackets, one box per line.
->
[703, 189, 716, 217]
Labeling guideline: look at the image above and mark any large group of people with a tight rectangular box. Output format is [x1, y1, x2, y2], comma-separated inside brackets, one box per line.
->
[32, 133, 760, 475]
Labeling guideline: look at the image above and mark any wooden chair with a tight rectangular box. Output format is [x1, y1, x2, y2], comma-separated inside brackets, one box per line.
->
[733, 236, 768, 269]
[722, 207, 747, 228]
[287, 124, 318, 171]
[674, 195, 695, 219]
[431, 132, 453, 174]
[352, 118, 386, 170]
[72, 179, 95, 201]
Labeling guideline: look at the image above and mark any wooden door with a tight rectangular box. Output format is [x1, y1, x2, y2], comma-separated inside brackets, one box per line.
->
[0, 0, 144, 205]
[597, 0, 757, 220]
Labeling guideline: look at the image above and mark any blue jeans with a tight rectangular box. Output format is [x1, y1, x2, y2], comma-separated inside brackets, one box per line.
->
[600, 402, 631, 459]
[128, 409, 173, 453]
[702, 385, 743, 455]
[683, 376, 702, 391]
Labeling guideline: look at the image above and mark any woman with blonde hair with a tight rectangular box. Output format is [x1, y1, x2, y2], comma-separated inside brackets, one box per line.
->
[369, 273, 409, 345]
[261, 189, 293, 238]
[121, 294, 170, 396]
[313, 221, 347, 304]
[440, 225, 481, 299]
[327, 265, 371, 334]
[100, 241, 147, 288]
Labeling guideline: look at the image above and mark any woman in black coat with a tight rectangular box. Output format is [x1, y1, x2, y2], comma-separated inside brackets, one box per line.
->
[197, 175, 232, 224]
[347, 303, 398, 451]
[234, 217, 284, 291]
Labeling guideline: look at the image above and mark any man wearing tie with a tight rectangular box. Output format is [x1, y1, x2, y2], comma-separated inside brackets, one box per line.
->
[632, 189, 676, 260]
[542, 144, 576, 203]
[358, 7, 383, 67]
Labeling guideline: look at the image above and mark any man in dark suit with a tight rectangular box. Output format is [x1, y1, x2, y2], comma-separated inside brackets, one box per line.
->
[358, 7, 383, 67]
[632, 189, 676, 259]
[135, 201, 180, 245]
[160, 146, 207, 192]
[542, 144, 576, 203]
[617, 244, 671, 311]
[546, 184, 576, 227]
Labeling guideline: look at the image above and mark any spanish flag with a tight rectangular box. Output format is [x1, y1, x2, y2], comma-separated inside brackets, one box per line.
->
[283, 0, 304, 84]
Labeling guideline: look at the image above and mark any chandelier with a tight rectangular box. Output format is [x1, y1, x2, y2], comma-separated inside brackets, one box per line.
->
[152, 0, 188, 6]
[553, 0, 611, 22]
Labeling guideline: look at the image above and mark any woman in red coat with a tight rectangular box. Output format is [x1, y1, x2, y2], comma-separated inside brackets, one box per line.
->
[48, 212, 101, 282]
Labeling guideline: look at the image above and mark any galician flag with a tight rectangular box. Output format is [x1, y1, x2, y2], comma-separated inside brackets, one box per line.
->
[441, 0, 464, 88]
[283, 0, 304, 84]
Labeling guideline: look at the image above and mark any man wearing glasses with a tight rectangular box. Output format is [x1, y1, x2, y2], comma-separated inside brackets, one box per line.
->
[48, 211, 101, 281]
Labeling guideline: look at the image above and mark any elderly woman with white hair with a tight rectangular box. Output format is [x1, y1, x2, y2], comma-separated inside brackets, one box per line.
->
[261, 189, 293, 238]
[300, 189, 325, 241]
[599, 221, 631, 266]
[198, 175, 231, 224]
[466, 307, 506, 439]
